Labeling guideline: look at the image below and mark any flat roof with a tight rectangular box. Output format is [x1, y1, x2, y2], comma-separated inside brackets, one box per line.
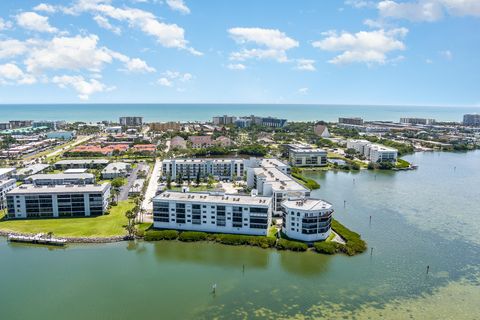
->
[282, 198, 333, 211]
[290, 148, 327, 154]
[253, 166, 307, 192]
[0, 167, 16, 176]
[55, 159, 109, 165]
[15, 164, 50, 175]
[64, 168, 88, 174]
[155, 191, 272, 206]
[102, 162, 130, 173]
[163, 158, 243, 164]
[26, 173, 94, 180]
[8, 183, 110, 195]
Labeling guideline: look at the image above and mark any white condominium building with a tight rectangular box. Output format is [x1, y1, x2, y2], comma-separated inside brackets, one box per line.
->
[54, 159, 109, 170]
[24, 173, 95, 186]
[6, 184, 111, 219]
[162, 158, 246, 180]
[289, 148, 328, 167]
[153, 191, 272, 236]
[282, 198, 333, 242]
[0, 179, 16, 210]
[247, 159, 309, 214]
[347, 139, 398, 163]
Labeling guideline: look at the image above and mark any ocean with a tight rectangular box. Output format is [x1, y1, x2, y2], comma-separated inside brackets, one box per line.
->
[0, 104, 478, 122]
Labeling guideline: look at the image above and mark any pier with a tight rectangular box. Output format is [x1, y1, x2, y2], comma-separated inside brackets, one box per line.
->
[7, 233, 67, 246]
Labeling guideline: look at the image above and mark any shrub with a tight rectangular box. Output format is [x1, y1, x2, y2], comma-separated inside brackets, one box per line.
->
[144, 229, 179, 241]
[331, 220, 367, 256]
[314, 241, 339, 254]
[179, 231, 208, 242]
[213, 234, 275, 248]
[276, 239, 308, 252]
[291, 170, 320, 190]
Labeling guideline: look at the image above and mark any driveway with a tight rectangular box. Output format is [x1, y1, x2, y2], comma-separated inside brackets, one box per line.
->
[118, 163, 145, 201]
[141, 159, 161, 215]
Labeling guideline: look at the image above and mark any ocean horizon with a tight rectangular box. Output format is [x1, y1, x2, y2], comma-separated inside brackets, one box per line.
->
[1, 103, 479, 123]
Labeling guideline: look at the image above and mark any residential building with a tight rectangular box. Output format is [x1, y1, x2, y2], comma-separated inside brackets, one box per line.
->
[234, 118, 252, 128]
[33, 121, 57, 130]
[105, 126, 122, 134]
[54, 159, 109, 170]
[289, 148, 328, 167]
[149, 122, 181, 132]
[347, 139, 398, 162]
[212, 115, 237, 125]
[132, 144, 156, 153]
[463, 114, 480, 127]
[213, 136, 233, 147]
[282, 198, 333, 242]
[153, 191, 272, 236]
[9, 120, 33, 129]
[46, 131, 75, 140]
[119, 116, 143, 127]
[314, 123, 330, 137]
[260, 116, 287, 128]
[189, 135, 213, 148]
[170, 136, 187, 149]
[0, 179, 16, 210]
[24, 173, 95, 186]
[162, 159, 245, 180]
[69, 144, 129, 156]
[339, 117, 364, 126]
[13, 164, 50, 181]
[0, 123, 10, 130]
[1, 139, 57, 158]
[400, 118, 436, 125]
[101, 162, 131, 179]
[0, 167, 16, 180]
[6, 184, 111, 219]
[234, 116, 287, 128]
[246, 158, 308, 214]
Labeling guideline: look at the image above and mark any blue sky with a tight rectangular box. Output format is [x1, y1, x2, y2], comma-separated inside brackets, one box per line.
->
[0, 0, 479, 105]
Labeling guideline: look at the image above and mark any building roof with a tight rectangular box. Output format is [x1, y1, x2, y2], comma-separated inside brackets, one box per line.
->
[282, 198, 333, 211]
[15, 164, 50, 176]
[155, 191, 272, 206]
[290, 148, 327, 154]
[163, 158, 244, 164]
[26, 173, 95, 181]
[0, 167, 16, 176]
[0, 178, 16, 187]
[55, 159, 109, 165]
[64, 168, 89, 174]
[102, 162, 130, 174]
[8, 183, 110, 195]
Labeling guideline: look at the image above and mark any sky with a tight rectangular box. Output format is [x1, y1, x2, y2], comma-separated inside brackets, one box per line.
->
[0, 0, 479, 106]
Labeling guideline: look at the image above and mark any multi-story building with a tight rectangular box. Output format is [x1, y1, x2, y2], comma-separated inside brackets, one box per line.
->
[282, 197, 333, 242]
[54, 159, 109, 170]
[162, 159, 245, 180]
[9, 120, 33, 129]
[24, 173, 95, 186]
[234, 115, 287, 128]
[153, 191, 272, 236]
[289, 148, 328, 167]
[339, 117, 364, 126]
[0, 123, 10, 130]
[149, 122, 181, 132]
[212, 115, 237, 125]
[188, 135, 213, 148]
[46, 131, 75, 140]
[463, 114, 480, 127]
[6, 184, 111, 219]
[101, 162, 131, 179]
[119, 116, 143, 127]
[400, 118, 435, 125]
[0, 167, 16, 180]
[347, 140, 398, 163]
[13, 164, 50, 181]
[33, 121, 57, 130]
[247, 159, 309, 214]
[0, 179, 16, 210]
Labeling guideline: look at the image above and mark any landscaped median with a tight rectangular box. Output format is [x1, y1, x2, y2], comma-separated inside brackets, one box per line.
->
[0, 200, 136, 242]
[143, 219, 367, 256]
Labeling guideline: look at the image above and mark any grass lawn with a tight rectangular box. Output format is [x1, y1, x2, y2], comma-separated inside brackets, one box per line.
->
[0, 200, 135, 238]
[267, 225, 278, 238]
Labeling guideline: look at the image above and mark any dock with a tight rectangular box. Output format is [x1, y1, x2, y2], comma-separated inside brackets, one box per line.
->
[7, 233, 67, 246]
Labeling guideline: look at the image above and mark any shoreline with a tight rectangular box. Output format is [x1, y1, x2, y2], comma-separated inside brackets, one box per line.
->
[0, 230, 128, 243]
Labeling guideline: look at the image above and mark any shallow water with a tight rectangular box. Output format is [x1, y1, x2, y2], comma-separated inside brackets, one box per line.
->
[0, 151, 479, 319]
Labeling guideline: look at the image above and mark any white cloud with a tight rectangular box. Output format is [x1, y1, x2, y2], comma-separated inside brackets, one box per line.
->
[124, 58, 156, 73]
[0, 63, 36, 85]
[93, 15, 121, 34]
[33, 3, 57, 13]
[0, 40, 28, 59]
[157, 70, 192, 87]
[157, 77, 173, 87]
[16, 12, 58, 33]
[66, 0, 201, 54]
[312, 28, 408, 65]
[0, 18, 12, 31]
[297, 87, 309, 95]
[440, 50, 453, 60]
[227, 63, 246, 70]
[377, 0, 480, 22]
[166, 0, 191, 14]
[228, 27, 299, 63]
[295, 59, 316, 71]
[52, 75, 112, 100]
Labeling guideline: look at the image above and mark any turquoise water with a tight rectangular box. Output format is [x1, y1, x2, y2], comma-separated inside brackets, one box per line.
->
[0, 104, 479, 122]
[0, 151, 479, 319]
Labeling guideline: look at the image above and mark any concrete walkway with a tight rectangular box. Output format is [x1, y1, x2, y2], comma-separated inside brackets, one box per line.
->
[141, 159, 161, 217]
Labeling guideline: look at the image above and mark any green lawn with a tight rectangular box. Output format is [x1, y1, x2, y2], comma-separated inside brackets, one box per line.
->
[0, 200, 135, 238]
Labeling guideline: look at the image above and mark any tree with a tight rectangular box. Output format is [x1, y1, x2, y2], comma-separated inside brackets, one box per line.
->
[195, 170, 201, 186]
[166, 174, 172, 189]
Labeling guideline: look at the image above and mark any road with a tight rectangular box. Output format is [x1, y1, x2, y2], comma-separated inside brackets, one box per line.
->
[141, 159, 162, 221]
[46, 135, 93, 159]
[118, 164, 146, 201]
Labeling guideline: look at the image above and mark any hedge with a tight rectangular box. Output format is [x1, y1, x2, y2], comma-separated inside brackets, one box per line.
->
[313, 241, 339, 255]
[213, 234, 275, 249]
[313, 220, 367, 256]
[178, 231, 208, 242]
[291, 169, 320, 190]
[144, 229, 179, 241]
[276, 239, 308, 251]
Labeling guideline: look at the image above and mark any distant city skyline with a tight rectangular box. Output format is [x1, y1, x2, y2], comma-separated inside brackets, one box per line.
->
[0, 0, 479, 106]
